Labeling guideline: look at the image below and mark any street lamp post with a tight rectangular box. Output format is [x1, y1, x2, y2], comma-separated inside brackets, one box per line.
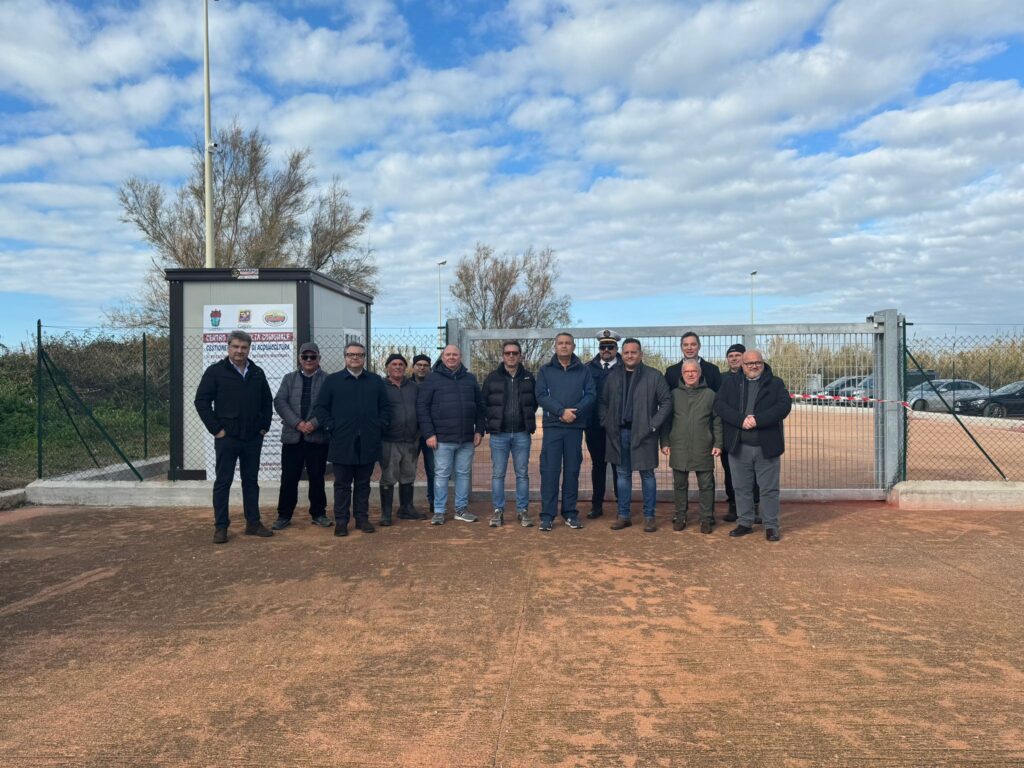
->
[437, 260, 447, 351]
[749, 270, 758, 325]
[202, 0, 218, 269]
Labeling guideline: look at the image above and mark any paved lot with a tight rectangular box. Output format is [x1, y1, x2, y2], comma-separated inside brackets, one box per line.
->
[1, 501, 1022, 767]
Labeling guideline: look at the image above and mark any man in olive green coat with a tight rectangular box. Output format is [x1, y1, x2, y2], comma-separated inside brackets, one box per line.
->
[660, 359, 722, 534]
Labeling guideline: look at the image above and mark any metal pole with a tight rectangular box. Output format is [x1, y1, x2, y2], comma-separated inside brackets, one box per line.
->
[749, 270, 757, 325]
[36, 319, 43, 479]
[143, 333, 149, 459]
[437, 259, 447, 351]
[203, 0, 216, 268]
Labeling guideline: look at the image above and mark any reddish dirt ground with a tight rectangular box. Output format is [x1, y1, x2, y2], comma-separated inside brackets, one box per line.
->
[1, 501, 1022, 767]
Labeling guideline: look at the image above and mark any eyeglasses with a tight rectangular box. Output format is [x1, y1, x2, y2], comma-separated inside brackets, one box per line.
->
[503, 350, 520, 356]
[300, 354, 318, 361]
[599, 344, 616, 350]
[345, 352, 366, 358]
[743, 361, 764, 367]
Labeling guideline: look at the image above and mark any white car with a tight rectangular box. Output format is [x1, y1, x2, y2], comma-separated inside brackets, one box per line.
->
[907, 379, 990, 412]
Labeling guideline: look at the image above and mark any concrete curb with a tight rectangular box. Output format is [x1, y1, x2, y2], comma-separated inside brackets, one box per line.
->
[889, 480, 1024, 511]
[0, 488, 27, 511]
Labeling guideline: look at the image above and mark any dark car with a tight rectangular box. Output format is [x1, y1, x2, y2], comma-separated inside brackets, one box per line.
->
[815, 375, 866, 403]
[953, 380, 1024, 418]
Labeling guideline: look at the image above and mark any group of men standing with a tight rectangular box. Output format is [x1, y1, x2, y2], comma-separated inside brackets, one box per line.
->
[195, 327, 791, 544]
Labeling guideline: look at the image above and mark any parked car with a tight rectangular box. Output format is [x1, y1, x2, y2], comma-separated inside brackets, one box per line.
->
[953, 380, 1024, 418]
[843, 375, 875, 405]
[814, 375, 867, 403]
[907, 379, 991, 412]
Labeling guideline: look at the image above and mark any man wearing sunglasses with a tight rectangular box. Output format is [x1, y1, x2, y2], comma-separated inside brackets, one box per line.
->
[271, 342, 331, 531]
[314, 342, 390, 536]
[481, 340, 538, 527]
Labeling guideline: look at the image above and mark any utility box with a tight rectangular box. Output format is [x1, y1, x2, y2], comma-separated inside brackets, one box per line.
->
[166, 268, 372, 481]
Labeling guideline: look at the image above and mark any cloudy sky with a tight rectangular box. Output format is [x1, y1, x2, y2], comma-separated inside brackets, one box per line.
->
[1, 0, 1023, 346]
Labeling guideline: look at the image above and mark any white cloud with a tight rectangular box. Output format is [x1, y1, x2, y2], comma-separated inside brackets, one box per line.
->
[1, 0, 1023, 335]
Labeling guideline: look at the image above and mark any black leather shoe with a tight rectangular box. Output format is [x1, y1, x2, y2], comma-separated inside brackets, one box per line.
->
[244, 523, 274, 537]
[586, 510, 603, 519]
[700, 520, 713, 534]
[723, 511, 738, 522]
[765, 528, 780, 542]
[359, 521, 376, 533]
[334, 524, 348, 537]
[213, 527, 228, 544]
[729, 525, 753, 538]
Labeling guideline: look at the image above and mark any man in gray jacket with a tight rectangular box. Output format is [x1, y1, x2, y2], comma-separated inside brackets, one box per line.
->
[380, 353, 425, 525]
[272, 342, 331, 530]
[601, 338, 672, 532]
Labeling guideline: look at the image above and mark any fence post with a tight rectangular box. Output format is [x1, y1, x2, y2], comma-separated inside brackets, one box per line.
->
[36, 319, 43, 479]
[143, 332, 149, 460]
[873, 309, 903, 488]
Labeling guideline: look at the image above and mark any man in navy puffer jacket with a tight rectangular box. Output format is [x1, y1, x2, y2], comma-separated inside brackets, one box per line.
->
[416, 345, 486, 524]
[534, 332, 596, 531]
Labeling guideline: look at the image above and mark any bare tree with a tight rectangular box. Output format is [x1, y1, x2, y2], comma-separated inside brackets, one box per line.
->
[449, 243, 572, 372]
[109, 123, 374, 329]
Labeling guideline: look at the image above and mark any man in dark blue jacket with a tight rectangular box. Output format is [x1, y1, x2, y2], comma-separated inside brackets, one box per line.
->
[194, 329, 274, 544]
[714, 349, 791, 542]
[585, 329, 622, 518]
[416, 345, 486, 525]
[313, 342, 390, 537]
[535, 332, 596, 531]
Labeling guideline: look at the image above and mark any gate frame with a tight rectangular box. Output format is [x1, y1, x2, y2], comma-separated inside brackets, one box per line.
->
[448, 309, 905, 501]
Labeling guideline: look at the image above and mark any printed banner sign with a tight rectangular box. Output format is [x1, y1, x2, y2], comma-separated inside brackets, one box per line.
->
[202, 304, 295, 481]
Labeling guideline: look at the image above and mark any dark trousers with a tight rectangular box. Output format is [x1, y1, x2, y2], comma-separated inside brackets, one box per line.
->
[540, 428, 583, 522]
[332, 462, 374, 526]
[418, 437, 436, 505]
[584, 426, 618, 509]
[276, 440, 329, 519]
[212, 434, 264, 528]
[722, 449, 759, 506]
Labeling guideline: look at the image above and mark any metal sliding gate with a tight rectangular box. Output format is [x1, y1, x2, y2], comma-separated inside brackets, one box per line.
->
[449, 309, 905, 501]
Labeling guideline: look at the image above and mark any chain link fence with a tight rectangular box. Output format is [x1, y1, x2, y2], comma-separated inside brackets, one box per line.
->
[5, 319, 1022, 494]
[904, 328, 1024, 482]
[0, 327, 172, 489]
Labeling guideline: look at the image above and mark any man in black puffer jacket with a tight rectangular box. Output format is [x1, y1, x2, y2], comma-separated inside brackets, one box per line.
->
[481, 340, 538, 527]
[416, 345, 486, 524]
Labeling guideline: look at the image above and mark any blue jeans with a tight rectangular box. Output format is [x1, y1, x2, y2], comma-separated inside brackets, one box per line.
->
[434, 441, 475, 514]
[490, 432, 531, 512]
[539, 428, 583, 522]
[616, 428, 657, 519]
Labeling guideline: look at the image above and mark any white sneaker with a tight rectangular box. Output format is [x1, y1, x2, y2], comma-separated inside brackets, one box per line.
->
[454, 509, 478, 523]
